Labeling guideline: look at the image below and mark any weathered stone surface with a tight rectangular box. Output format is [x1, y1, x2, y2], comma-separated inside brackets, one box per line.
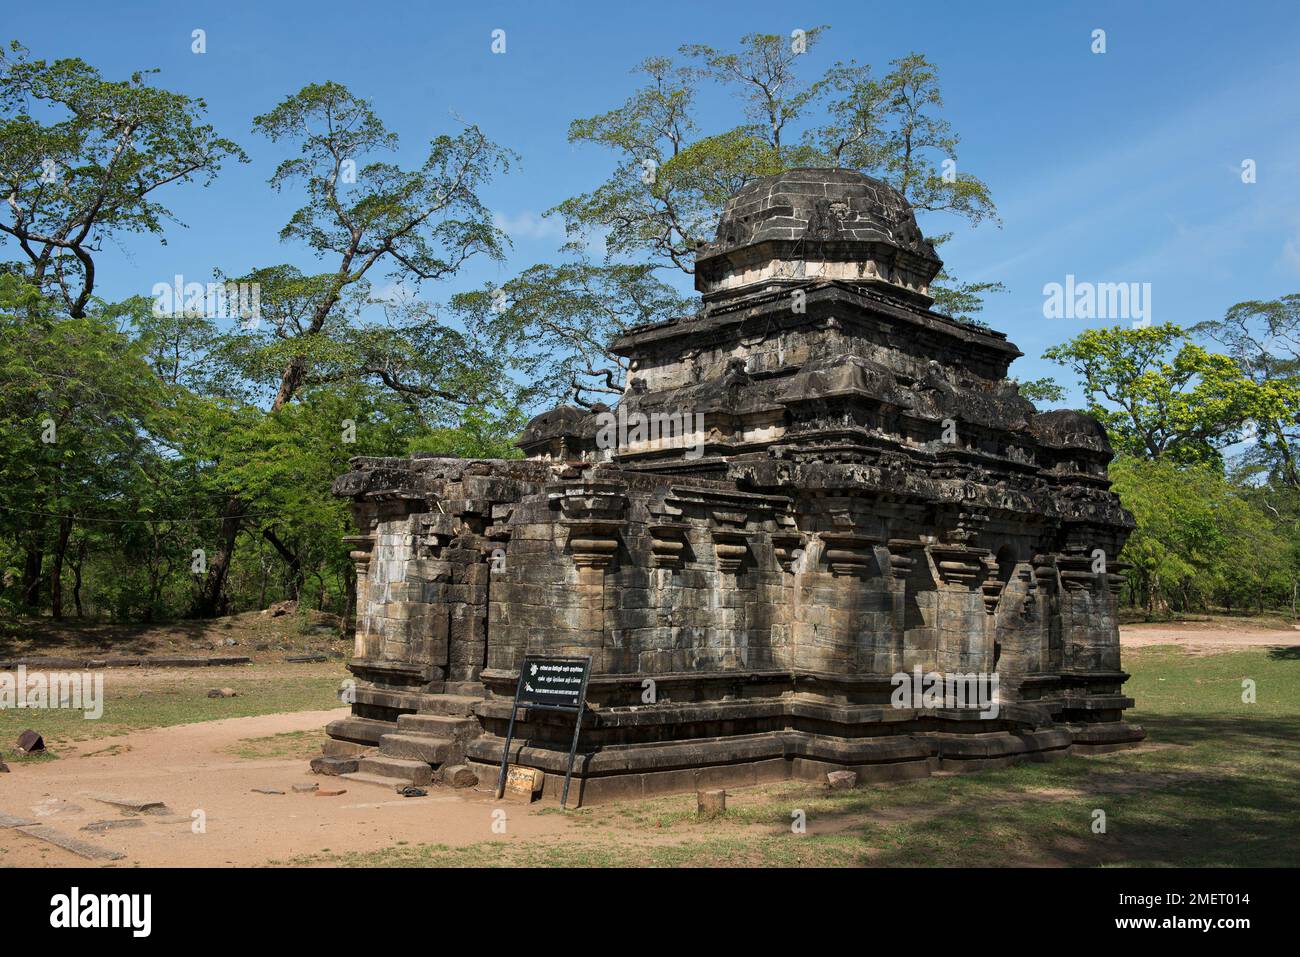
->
[697, 789, 726, 817]
[81, 819, 145, 832]
[80, 792, 166, 813]
[311, 755, 359, 775]
[827, 770, 858, 790]
[16, 824, 126, 861]
[320, 169, 1142, 804]
[441, 764, 478, 788]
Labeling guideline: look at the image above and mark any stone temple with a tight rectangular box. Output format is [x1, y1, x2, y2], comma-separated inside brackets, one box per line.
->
[316, 168, 1144, 803]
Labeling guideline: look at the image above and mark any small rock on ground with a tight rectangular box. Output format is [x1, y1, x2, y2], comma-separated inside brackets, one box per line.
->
[827, 770, 858, 789]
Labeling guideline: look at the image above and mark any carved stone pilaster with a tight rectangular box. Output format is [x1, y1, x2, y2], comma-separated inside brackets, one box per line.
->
[1105, 561, 1131, 598]
[886, 538, 926, 580]
[550, 481, 627, 571]
[770, 531, 805, 573]
[648, 522, 690, 569]
[929, 544, 989, 588]
[1056, 553, 1098, 593]
[710, 510, 751, 575]
[821, 531, 880, 577]
[342, 535, 374, 577]
[979, 555, 1004, 614]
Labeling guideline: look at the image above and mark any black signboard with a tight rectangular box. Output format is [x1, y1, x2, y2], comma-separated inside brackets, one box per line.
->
[495, 654, 592, 808]
[517, 656, 590, 708]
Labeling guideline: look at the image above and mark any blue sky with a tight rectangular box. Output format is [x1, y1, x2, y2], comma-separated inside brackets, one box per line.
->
[7, 0, 1300, 400]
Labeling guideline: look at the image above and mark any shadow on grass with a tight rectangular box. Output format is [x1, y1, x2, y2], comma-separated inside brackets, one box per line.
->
[840, 712, 1300, 867]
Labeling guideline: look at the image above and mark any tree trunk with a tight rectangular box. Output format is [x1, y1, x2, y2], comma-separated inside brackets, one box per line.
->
[261, 527, 304, 601]
[50, 516, 72, 620]
[72, 539, 87, 618]
[194, 498, 243, 617]
[21, 537, 44, 612]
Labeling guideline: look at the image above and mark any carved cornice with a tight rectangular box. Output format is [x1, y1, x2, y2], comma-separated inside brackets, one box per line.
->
[929, 544, 990, 588]
[769, 531, 805, 573]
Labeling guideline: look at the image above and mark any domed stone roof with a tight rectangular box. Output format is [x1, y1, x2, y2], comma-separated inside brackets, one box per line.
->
[694, 168, 944, 305]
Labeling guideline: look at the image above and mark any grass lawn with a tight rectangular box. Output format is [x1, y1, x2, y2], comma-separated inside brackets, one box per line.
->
[0, 662, 347, 762]
[289, 645, 1299, 867]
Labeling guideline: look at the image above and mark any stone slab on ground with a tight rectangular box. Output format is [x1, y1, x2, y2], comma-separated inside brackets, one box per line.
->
[0, 656, 250, 671]
[0, 813, 38, 828]
[80, 791, 167, 813]
[311, 755, 359, 775]
[16, 824, 126, 861]
[81, 819, 145, 832]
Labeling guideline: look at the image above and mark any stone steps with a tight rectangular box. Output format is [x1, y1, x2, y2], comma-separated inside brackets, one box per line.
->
[418, 694, 481, 717]
[444, 681, 487, 696]
[321, 691, 485, 788]
[379, 732, 452, 764]
[325, 716, 395, 745]
[396, 713, 478, 738]
[355, 755, 433, 786]
[339, 770, 415, 790]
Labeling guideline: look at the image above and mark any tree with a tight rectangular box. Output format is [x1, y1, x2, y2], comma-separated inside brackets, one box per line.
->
[1042, 323, 1276, 465]
[532, 32, 1001, 403]
[1193, 294, 1300, 489]
[191, 81, 514, 615]
[1112, 455, 1294, 617]
[452, 259, 692, 409]
[0, 275, 170, 617]
[0, 41, 244, 317]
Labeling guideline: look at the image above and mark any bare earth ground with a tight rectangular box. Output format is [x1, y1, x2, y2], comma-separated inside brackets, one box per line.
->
[1120, 614, 1300, 652]
[0, 615, 1295, 867]
[0, 707, 577, 867]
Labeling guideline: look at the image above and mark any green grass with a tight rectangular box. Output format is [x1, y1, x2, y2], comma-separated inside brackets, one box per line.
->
[0, 662, 347, 756]
[284, 645, 1299, 868]
[226, 728, 328, 760]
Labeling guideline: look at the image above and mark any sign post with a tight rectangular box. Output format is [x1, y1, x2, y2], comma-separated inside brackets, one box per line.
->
[495, 655, 592, 808]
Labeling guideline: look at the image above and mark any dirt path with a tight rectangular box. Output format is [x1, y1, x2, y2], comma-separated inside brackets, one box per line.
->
[0, 707, 574, 867]
[1120, 618, 1300, 653]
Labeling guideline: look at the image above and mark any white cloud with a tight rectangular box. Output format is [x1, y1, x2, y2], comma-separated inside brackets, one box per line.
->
[493, 210, 566, 242]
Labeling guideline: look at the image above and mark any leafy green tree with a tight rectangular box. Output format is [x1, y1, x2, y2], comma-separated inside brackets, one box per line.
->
[1193, 294, 1300, 489]
[1014, 376, 1065, 405]
[1043, 323, 1278, 465]
[452, 260, 692, 408]
[525, 32, 1002, 403]
[0, 41, 244, 316]
[1111, 455, 1296, 617]
[0, 276, 170, 617]
[190, 81, 515, 615]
